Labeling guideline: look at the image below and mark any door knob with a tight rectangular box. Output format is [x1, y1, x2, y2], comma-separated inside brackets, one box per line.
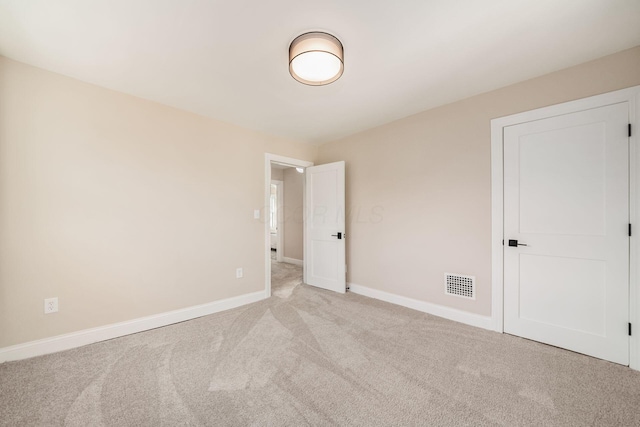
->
[508, 239, 527, 247]
[331, 232, 343, 239]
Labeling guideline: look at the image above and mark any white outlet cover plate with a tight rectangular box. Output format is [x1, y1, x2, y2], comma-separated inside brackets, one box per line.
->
[44, 297, 59, 314]
[236, 268, 243, 278]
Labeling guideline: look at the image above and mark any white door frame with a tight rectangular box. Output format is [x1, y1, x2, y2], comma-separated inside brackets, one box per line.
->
[491, 85, 640, 370]
[270, 179, 284, 262]
[265, 154, 313, 297]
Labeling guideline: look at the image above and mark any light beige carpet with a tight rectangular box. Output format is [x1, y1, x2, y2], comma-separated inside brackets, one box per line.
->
[271, 255, 302, 298]
[1, 278, 640, 426]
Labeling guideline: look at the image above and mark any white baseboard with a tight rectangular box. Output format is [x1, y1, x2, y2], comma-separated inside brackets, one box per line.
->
[282, 257, 303, 266]
[348, 283, 494, 331]
[0, 290, 267, 363]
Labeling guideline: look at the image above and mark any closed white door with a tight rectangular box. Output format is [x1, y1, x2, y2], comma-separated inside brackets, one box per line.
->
[504, 102, 629, 365]
[305, 161, 346, 293]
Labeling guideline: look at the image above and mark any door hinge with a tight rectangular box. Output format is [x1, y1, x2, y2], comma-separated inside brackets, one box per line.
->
[630, 224, 632, 237]
[629, 123, 632, 137]
[629, 323, 632, 336]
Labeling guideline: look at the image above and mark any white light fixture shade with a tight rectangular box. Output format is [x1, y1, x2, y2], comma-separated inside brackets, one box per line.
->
[289, 32, 344, 86]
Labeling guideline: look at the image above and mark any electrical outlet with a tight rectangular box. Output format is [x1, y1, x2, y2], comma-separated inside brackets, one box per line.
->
[236, 268, 243, 279]
[44, 297, 58, 314]
[253, 209, 260, 220]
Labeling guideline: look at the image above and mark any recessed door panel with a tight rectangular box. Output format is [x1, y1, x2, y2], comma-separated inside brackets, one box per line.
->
[519, 122, 606, 236]
[519, 254, 606, 336]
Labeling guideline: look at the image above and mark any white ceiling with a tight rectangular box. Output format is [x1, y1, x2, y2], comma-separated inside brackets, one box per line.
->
[1, 1, 639, 144]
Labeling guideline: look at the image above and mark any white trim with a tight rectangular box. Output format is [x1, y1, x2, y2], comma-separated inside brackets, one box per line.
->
[348, 283, 494, 331]
[265, 154, 313, 298]
[631, 89, 640, 371]
[490, 116, 505, 333]
[0, 290, 267, 363]
[282, 257, 303, 266]
[491, 85, 640, 370]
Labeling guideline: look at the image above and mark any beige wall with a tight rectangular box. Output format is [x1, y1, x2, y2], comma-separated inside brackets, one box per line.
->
[0, 57, 316, 347]
[283, 168, 304, 261]
[317, 46, 640, 317]
[270, 167, 283, 181]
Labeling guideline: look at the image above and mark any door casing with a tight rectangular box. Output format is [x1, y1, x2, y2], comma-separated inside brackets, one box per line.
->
[491, 85, 640, 370]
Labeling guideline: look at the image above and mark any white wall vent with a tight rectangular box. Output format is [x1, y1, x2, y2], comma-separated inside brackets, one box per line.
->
[444, 273, 475, 300]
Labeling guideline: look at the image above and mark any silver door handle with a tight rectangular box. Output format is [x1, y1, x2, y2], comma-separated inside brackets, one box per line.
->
[508, 239, 527, 247]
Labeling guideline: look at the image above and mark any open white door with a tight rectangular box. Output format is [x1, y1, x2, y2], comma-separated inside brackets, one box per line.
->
[305, 161, 346, 293]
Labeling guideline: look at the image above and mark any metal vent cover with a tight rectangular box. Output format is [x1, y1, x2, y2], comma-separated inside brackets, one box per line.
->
[444, 273, 475, 299]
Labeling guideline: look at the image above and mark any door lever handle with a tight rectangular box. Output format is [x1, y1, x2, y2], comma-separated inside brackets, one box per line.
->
[508, 239, 527, 247]
[331, 232, 343, 239]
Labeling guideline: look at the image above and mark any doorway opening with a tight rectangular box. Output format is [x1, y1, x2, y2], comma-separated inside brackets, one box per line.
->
[264, 154, 313, 298]
[270, 164, 304, 297]
[270, 180, 283, 263]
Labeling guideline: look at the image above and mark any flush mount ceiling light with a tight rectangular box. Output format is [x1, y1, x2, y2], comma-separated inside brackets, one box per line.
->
[289, 32, 344, 86]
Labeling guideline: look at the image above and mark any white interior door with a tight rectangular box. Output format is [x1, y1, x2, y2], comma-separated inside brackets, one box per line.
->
[305, 161, 346, 293]
[503, 102, 629, 365]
